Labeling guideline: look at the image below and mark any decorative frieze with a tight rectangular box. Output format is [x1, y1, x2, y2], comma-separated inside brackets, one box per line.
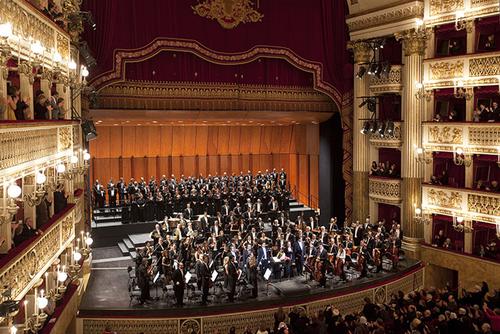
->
[469, 56, 500, 77]
[430, 0, 464, 16]
[429, 60, 464, 80]
[369, 177, 403, 205]
[427, 125, 463, 144]
[423, 185, 500, 224]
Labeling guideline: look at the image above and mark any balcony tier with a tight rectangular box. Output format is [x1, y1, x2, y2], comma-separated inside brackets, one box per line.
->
[422, 183, 500, 224]
[369, 121, 403, 148]
[422, 122, 500, 155]
[369, 65, 403, 94]
[369, 176, 403, 205]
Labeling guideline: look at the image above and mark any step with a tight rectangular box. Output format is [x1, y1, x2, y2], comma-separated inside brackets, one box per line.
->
[94, 215, 122, 221]
[93, 207, 123, 215]
[128, 233, 151, 248]
[94, 221, 124, 228]
[130, 251, 137, 260]
[117, 241, 129, 256]
[289, 207, 314, 212]
[123, 238, 135, 251]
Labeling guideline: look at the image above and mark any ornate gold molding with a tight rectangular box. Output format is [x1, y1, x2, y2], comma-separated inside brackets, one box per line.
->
[395, 29, 427, 56]
[469, 56, 500, 77]
[97, 81, 334, 112]
[429, 60, 464, 80]
[427, 189, 462, 209]
[346, 1, 424, 32]
[0, 208, 75, 301]
[347, 40, 372, 64]
[370, 65, 403, 93]
[468, 193, 500, 217]
[430, 0, 464, 16]
[369, 177, 403, 204]
[428, 126, 462, 144]
[192, 0, 263, 29]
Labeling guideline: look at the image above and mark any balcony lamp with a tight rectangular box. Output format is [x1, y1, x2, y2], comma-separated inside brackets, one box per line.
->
[68, 60, 77, 71]
[453, 146, 472, 167]
[455, 11, 466, 31]
[0, 22, 12, 39]
[52, 51, 62, 64]
[83, 152, 91, 161]
[70, 155, 78, 164]
[35, 171, 46, 185]
[415, 82, 432, 101]
[415, 147, 432, 164]
[56, 163, 66, 173]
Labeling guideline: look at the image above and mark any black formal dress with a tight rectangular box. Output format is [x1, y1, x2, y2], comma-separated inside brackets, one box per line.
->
[226, 261, 237, 302]
[199, 261, 210, 304]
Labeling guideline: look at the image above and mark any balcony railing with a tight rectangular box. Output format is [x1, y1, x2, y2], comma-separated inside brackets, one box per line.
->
[422, 184, 500, 224]
[423, 53, 500, 90]
[425, 0, 499, 26]
[0, 202, 76, 301]
[422, 122, 500, 155]
[369, 65, 403, 94]
[369, 121, 402, 148]
[0, 0, 72, 67]
[369, 176, 402, 205]
[0, 121, 80, 176]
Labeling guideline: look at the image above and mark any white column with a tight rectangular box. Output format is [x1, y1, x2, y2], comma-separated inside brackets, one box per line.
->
[466, 20, 475, 54]
[19, 62, 35, 119]
[396, 28, 427, 257]
[465, 88, 474, 122]
[348, 40, 372, 223]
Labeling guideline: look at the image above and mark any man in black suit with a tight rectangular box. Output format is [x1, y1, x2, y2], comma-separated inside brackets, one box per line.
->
[137, 258, 150, 304]
[53, 184, 68, 215]
[117, 177, 126, 205]
[172, 262, 185, 306]
[294, 235, 305, 276]
[226, 255, 238, 302]
[199, 211, 209, 233]
[107, 179, 117, 207]
[200, 255, 211, 305]
[183, 203, 194, 220]
[353, 221, 364, 246]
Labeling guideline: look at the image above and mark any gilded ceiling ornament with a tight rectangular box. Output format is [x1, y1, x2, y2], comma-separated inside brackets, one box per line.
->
[192, 0, 263, 29]
[347, 40, 371, 64]
[395, 29, 427, 56]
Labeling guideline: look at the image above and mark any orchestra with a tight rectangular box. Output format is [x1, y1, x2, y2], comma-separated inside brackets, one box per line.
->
[98, 169, 401, 306]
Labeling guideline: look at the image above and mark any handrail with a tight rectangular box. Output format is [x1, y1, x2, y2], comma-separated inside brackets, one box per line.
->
[421, 242, 500, 265]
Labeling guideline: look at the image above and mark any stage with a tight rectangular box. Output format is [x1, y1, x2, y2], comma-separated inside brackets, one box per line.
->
[79, 246, 422, 318]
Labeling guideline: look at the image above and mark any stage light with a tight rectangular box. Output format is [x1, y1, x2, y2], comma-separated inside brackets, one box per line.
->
[374, 64, 383, 78]
[7, 184, 21, 199]
[381, 62, 392, 77]
[368, 121, 377, 134]
[368, 62, 377, 75]
[385, 121, 395, 136]
[377, 121, 386, 136]
[356, 66, 366, 79]
[358, 100, 368, 108]
[360, 121, 370, 134]
[367, 98, 376, 113]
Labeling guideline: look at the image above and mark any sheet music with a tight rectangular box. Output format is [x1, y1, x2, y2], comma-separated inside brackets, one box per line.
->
[173, 260, 178, 270]
[153, 272, 160, 283]
[211, 271, 218, 282]
[272, 257, 281, 263]
[264, 268, 272, 280]
[185, 272, 192, 283]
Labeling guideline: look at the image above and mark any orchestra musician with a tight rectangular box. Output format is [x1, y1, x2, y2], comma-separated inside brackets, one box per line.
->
[123, 171, 402, 306]
[137, 257, 151, 304]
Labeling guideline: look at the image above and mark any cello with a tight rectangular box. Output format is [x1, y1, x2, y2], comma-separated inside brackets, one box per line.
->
[373, 248, 382, 273]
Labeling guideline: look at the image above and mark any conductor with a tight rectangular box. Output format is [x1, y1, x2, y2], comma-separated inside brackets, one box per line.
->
[172, 262, 185, 306]
[226, 254, 238, 302]
[200, 254, 211, 305]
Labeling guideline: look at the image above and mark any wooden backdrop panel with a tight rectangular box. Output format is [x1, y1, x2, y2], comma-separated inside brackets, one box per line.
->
[90, 124, 320, 204]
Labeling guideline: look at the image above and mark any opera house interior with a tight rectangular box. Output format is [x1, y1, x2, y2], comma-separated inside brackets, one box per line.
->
[0, 0, 499, 333]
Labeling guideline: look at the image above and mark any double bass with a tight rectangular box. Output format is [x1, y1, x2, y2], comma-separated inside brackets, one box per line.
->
[373, 248, 382, 272]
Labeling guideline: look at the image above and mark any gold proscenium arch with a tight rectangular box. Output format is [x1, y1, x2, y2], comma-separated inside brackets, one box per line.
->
[89, 37, 342, 111]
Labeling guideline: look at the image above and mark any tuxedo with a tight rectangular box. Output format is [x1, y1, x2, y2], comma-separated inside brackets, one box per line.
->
[199, 261, 210, 304]
[107, 183, 117, 207]
[199, 215, 209, 232]
[183, 207, 194, 220]
[226, 261, 238, 302]
[354, 225, 364, 246]
[172, 268, 185, 305]
[294, 239, 305, 274]
[257, 246, 270, 274]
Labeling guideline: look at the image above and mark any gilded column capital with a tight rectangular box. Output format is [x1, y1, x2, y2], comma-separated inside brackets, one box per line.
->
[1, 66, 8, 80]
[465, 19, 474, 34]
[18, 62, 35, 85]
[347, 40, 372, 64]
[395, 29, 427, 57]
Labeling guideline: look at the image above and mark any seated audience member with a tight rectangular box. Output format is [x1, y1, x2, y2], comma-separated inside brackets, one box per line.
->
[476, 179, 487, 190]
[13, 217, 43, 246]
[56, 97, 66, 119]
[387, 164, 399, 178]
[377, 162, 386, 176]
[490, 101, 499, 121]
[486, 180, 499, 192]
[473, 108, 482, 122]
[442, 237, 452, 249]
[448, 109, 458, 121]
[433, 112, 442, 122]
[433, 229, 446, 247]
[370, 161, 378, 175]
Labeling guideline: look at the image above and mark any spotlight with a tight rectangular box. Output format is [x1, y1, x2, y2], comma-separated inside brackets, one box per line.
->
[358, 100, 368, 108]
[377, 121, 386, 136]
[381, 62, 392, 77]
[374, 64, 383, 78]
[367, 98, 376, 113]
[368, 121, 377, 134]
[385, 121, 395, 136]
[360, 121, 370, 134]
[356, 66, 366, 79]
[368, 62, 377, 75]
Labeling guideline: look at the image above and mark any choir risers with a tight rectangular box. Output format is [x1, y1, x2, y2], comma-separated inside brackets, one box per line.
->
[368, 176, 403, 205]
[422, 184, 500, 224]
[422, 122, 500, 155]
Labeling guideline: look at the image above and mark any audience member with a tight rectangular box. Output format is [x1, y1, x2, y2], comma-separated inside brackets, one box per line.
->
[369, 161, 400, 178]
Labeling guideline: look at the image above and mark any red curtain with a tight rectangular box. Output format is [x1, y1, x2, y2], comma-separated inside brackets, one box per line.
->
[377, 203, 400, 228]
[379, 37, 402, 65]
[472, 221, 499, 259]
[378, 94, 402, 121]
[124, 51, 314, 87]
[82, 0, 352, 95]
[378, 148, 401, 171]
[433, 153, 466, 187]
[432, 215, 465, 251]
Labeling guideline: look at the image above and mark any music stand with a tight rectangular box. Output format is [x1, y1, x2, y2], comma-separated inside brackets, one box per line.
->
[152, 271, 161, 301]
[264, 268, 272, 296]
